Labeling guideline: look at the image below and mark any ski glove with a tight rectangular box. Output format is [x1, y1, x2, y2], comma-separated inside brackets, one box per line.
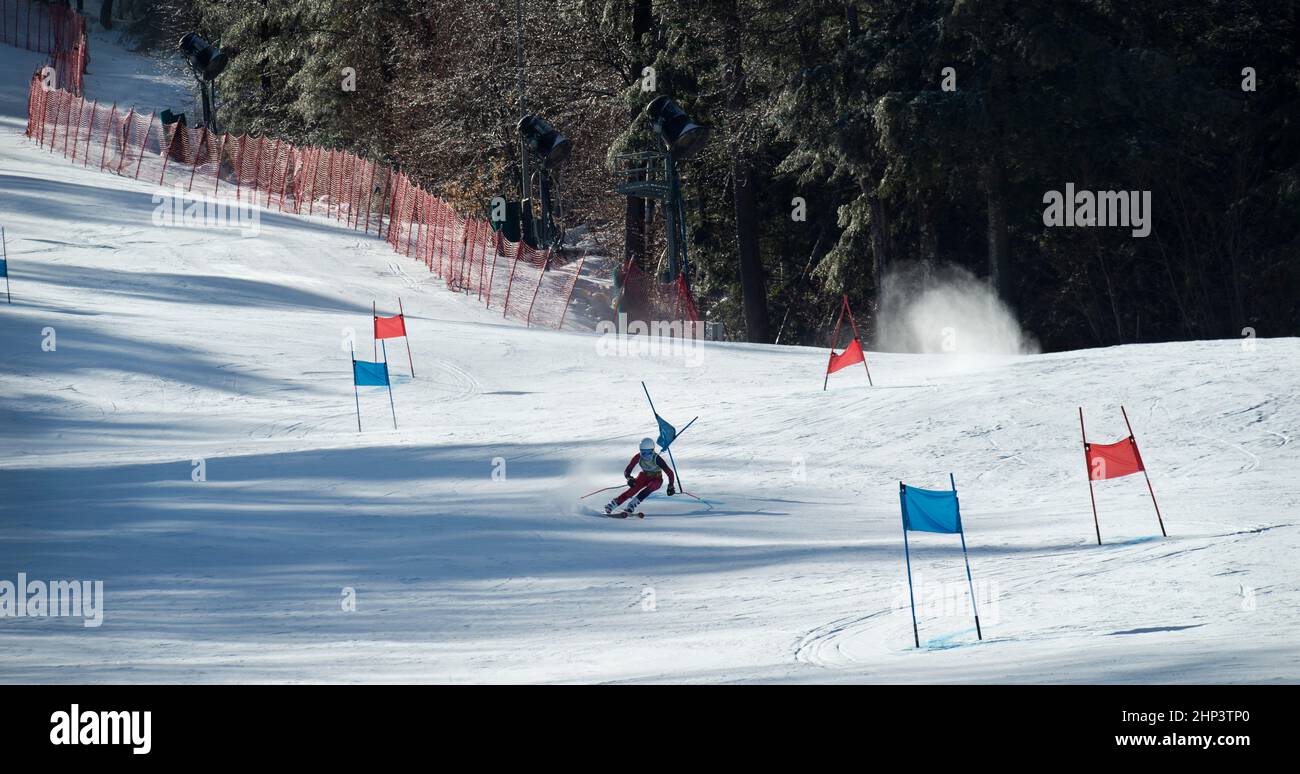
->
[667, 484, 676, 496]
[626, 475, 636, 488]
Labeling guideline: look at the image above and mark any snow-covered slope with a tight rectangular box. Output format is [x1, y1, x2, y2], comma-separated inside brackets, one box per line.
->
[1, 31, 1297, 684]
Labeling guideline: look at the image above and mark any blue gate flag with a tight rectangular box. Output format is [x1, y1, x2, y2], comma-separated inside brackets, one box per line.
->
[0, 257, 6, 278]
[898, 476, 982, 648]
[900, 484, 962, 534]
[655, 413, 677, 450]
[353, 359, 390, 387]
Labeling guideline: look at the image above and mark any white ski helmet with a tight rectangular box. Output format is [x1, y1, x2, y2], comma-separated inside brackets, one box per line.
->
[639, 437, 655, 455]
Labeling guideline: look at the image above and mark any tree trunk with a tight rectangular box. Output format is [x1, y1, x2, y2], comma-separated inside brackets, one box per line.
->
[986, 158, 1010, 301]
[733, 158, 768, 342]
[100, 0, 113, 30]
[868, 193, 889, 296]
[725, 1, 769, 342]
[623, 172, 646, 266]
[623, 0, 653, 268]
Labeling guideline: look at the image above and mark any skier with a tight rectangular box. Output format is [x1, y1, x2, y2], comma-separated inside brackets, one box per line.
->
[605, 438, 676, 516]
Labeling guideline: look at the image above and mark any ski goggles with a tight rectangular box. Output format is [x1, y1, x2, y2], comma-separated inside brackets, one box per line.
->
[639, 448, 655, 456]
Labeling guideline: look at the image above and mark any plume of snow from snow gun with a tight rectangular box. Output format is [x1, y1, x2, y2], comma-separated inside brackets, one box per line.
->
[875, 262, 1039, 360]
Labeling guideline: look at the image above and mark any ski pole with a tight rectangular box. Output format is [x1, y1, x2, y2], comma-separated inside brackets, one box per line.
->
[580, 484, 625, 499]
[675, 490, 714, 512]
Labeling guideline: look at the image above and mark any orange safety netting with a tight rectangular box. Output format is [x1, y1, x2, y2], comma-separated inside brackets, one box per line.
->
[3, 0, 86, 94]
[24, 77, 586, 330]
[619, 261, 700, 324]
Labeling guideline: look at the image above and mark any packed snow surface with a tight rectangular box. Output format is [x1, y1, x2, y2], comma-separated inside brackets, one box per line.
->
[1, 28, 1296, 683]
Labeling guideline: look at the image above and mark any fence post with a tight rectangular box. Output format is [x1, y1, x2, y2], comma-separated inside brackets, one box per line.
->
[361, 159, 374, 232]
[339, 151, 350, 221]
[59, 91, 73, 154]
[421, 189, 431, 264]
[279, 141, 291, 210]
[293, 146, 308, 214]
[35, 78, 51, 146]
[64, 94, 81, 158]
[158, 120, 176, 184]
[557, 254, 586, 330]
[340, 153, 351, 225]
[47, 89, 64, 153]
[386, 173, 399, 246]
[409, 186, 421, 259]
[80, 99, 97, 165]
[379, 168, 393, 238]
[524, 250, 550, 327]
[212, 133, 226, 196]
[484, 231, 502, 308]
[404, 181, 418, 257]
[349, 153, 361, 228]
[409, 187, 421, 260]
[330, 150, 340, 218]
[422, 193, 433, 270]
[477, 222, 490, 300]
[385, 173, 398, 246]
[501, 240, 520, 318]
[265, 138, 280, 208]
[33, 78, 46, 145]
[231, 135, 243, 200]
[304, 147, 317, 215]
[42, 88, 54, 150]
[250, 137, 265, 205]
[75, 37, 85, 94]
[237, 136, 252, 202]
[114, 107, 134, 174]
[187, 127, 205, 192]
[396, 176, 410, 250]
[455, 218, 469, 288]
[133, 111, 155, 179]
[24, 75, 37, 140]
[98, 103, 115, 170]
[36, 78, 49, 146]
[437, 202, 450, 277]
[254, 136, 266, 203]
[397, 174, 407, 247]
[278, 144, 292, 211]
[428, 193, 439, 270]
[285, 145, 298, 213]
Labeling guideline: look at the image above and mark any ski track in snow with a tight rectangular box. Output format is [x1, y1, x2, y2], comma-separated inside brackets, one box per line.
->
[1, 32, 1299, 684]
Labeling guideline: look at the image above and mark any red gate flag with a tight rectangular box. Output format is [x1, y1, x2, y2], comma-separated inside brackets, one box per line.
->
[373, 298, 415, 377]
[827, 337, 865, 375]
[823, 295, 873, 389]
[1085, 438, 1144, 480]
[374, 313, 406, 339]
[1078, 406, 1167, 545]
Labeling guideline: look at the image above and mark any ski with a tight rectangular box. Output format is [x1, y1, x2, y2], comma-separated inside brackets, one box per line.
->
[587, 509, 644, 519]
